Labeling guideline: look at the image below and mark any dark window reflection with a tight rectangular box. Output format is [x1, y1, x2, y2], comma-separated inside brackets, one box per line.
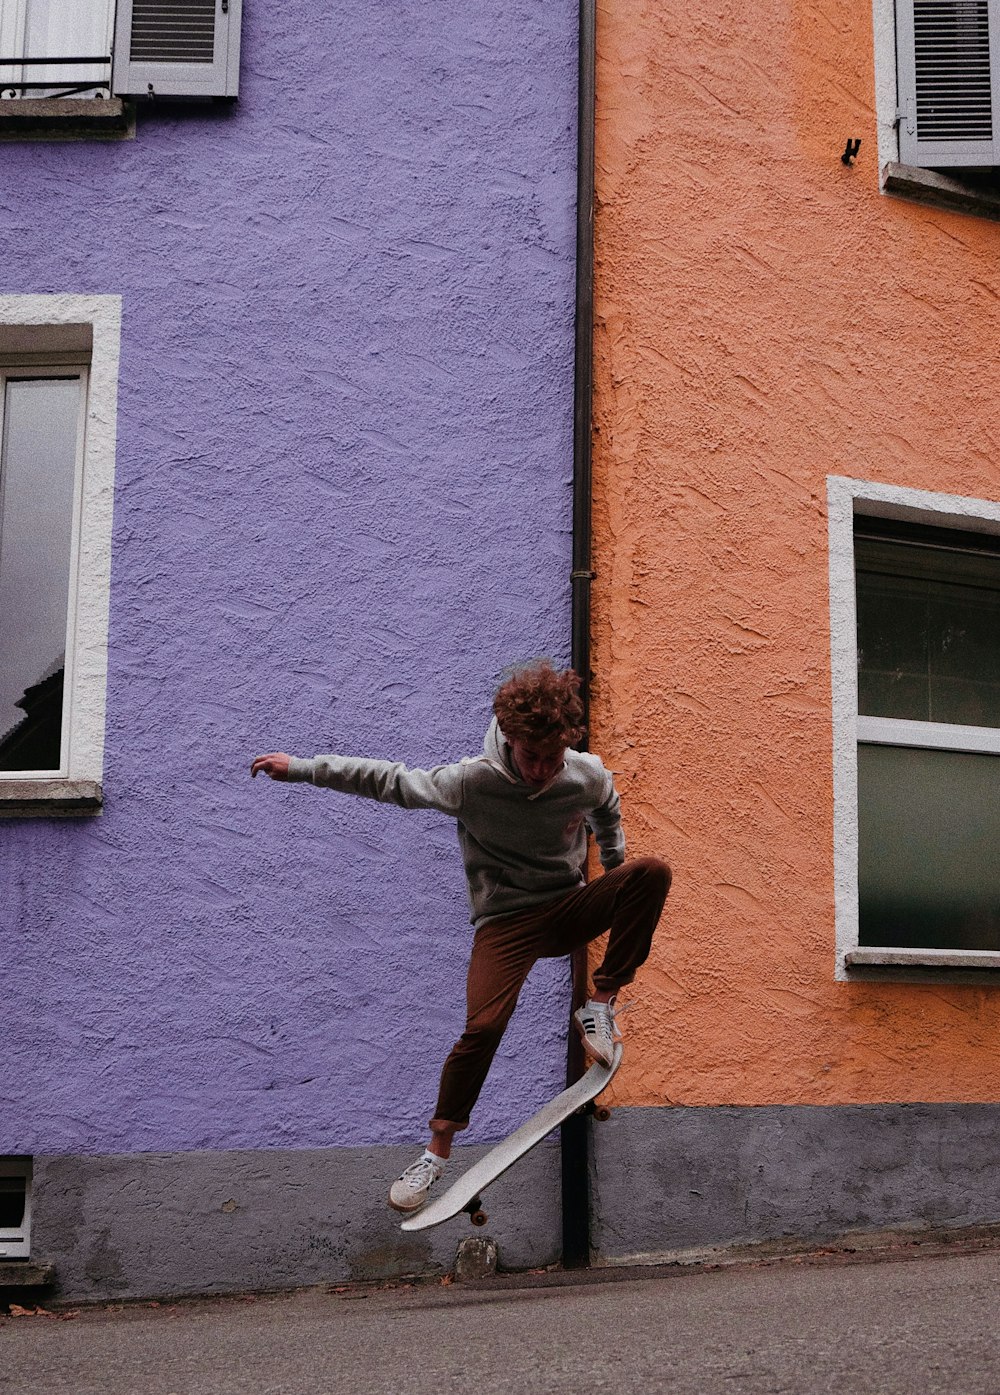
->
[0, 1178, 26, 1230]
[856, 524, 1000, 728]
[0, 665, 64, 770]
[858, 744, 1000, 951]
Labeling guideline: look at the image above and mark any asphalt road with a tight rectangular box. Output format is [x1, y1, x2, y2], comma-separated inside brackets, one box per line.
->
[4, 1249, 1000, 1395]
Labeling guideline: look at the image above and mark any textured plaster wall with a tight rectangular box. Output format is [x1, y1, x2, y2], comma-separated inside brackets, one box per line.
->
[2, 2, 580, 1154]
[591, 0, 1000, 1108]
[33, 1142, 561, 1301]
[591, 1104, 1000, 1263]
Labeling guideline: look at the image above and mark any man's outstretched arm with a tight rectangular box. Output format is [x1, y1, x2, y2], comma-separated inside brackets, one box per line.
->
[251, 750, 465, 815]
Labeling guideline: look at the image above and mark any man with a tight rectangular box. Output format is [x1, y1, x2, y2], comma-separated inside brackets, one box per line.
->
[252, 659, 670, 1213]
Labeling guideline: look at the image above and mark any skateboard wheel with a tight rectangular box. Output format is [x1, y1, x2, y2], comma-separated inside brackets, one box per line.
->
[594, 1106, 612, 1122]
[470, 1211, 488, 1227]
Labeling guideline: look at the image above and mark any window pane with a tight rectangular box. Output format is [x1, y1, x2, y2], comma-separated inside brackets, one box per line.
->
[858, 744, 1000, 950]
[856, 538, 1000, 727]
[856, 575, 931, 718]
[0, 1178, 26, 1230]
[0, 377, 81, 772]
[23, 0, 113, 96]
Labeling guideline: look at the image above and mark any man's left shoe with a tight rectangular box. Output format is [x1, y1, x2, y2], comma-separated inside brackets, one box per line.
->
[574, 999, 622, 1067]
[388, 1152, 445, 1213]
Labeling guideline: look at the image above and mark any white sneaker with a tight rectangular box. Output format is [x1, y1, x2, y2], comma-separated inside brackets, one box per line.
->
[388, 1153, 445, 1213]
[574, 999, 623, 1067]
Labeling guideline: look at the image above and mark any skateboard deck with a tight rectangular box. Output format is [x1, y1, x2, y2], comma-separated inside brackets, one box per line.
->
[400, 1043, 623, 1232]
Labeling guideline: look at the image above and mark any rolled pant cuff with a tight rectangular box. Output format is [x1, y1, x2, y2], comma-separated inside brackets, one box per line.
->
[592, 973, 635, 993]
[429, 1117, 470, 1134]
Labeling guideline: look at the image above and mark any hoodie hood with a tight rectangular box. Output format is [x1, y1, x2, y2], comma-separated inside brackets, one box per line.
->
[481, 718, 566, 799]
[482, 718, 518, 782]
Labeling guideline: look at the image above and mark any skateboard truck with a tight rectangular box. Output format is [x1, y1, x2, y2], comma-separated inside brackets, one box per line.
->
[575, 1099, 612, 1122]
[462, 1195, 488, 1227]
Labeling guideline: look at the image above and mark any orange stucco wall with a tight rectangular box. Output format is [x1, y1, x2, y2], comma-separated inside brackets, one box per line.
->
[592, 0, 1000, 1108]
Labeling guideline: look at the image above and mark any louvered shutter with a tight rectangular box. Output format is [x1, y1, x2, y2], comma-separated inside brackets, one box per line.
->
[111, 0, 242, 99]
[897, 0, 1000, 165]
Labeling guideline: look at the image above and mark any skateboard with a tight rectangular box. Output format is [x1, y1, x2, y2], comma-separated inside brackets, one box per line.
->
[399, 1043, 623, 1232]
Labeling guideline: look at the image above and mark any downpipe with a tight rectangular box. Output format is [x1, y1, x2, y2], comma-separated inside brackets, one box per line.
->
[561, 0, 596, 1272]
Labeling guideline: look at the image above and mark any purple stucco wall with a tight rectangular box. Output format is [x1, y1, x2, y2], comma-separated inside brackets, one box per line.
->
[3, 3, 579, 1154]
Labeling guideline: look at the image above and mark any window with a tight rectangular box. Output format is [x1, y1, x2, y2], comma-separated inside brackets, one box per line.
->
[0, 297, 120, 816]
[0, 370, 87, 773]
[0, 0, 242, 104]
[0, 1158, 32, 1260]
[113, 0, 242, 100]
[0, 0, 114, 98]
[829, 476, 1000, 975]
[896, 0, 1000, 169]
[872, 0, 1000, 217]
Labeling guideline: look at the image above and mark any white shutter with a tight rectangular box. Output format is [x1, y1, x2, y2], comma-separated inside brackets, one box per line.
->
[111, 0, 241, 99]
[897, 0, 1000, 165]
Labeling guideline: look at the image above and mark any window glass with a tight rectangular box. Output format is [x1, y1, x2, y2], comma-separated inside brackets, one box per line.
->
[858, 743, 1000, 950]
[856, 530, 1000, 727]
[0, 376, 82, 772]
[0, 1176, 25, 1230]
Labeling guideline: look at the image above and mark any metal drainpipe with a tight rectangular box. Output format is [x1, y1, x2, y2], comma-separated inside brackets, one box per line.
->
[560, 0, 596, 1272]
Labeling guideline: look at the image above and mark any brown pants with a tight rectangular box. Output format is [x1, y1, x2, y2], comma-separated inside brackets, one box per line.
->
[430, 856, 671, 1131]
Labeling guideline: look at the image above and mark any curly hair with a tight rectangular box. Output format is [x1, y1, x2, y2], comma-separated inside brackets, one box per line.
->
[493, 659, 586, 747]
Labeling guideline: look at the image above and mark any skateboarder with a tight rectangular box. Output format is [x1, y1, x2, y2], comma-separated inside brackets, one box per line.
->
[251, 659, 670, 1214]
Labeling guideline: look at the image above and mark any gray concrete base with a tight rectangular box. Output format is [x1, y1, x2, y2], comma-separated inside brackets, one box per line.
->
[31, 1141, 561, 1303]
[591, 1103, 1000, 1264]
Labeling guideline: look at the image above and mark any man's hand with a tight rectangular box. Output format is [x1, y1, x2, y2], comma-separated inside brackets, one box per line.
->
[251, 752, 293, 781]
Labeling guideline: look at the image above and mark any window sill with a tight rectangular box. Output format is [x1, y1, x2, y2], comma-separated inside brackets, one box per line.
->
[882, 163, 1000, 222]
[0, 780, 103, 817]
[0, 97, 134, 141]
[0, 1260, 54, 1291]
[847, 947, 1000, 971]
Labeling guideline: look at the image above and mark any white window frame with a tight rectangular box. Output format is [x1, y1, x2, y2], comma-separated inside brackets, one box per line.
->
[872, 0, 903, 173]
[828, 474, 1000, 977]
[0, 1157, 32, 1260]
[0, 0, 115, 100]
[0, 296, 120, 815]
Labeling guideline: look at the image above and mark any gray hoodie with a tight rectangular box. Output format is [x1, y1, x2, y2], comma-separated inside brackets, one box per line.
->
[286, 718, 625, 928]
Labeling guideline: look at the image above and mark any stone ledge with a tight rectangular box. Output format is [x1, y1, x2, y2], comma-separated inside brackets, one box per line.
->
[0, 98, 133, 140]
[0, 1261, 54, 1289]
[0, 780, 103, 817]
[883, 162, 1000, 221]
[847, 946, 1000, 970]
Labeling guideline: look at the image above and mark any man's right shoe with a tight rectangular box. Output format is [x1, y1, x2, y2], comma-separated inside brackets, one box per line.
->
[574, 998, 622, 1068]
[388, 1152, 445, 1213]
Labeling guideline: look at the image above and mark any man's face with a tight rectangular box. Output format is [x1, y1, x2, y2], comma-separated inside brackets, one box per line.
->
[506, 734, 567, 788]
